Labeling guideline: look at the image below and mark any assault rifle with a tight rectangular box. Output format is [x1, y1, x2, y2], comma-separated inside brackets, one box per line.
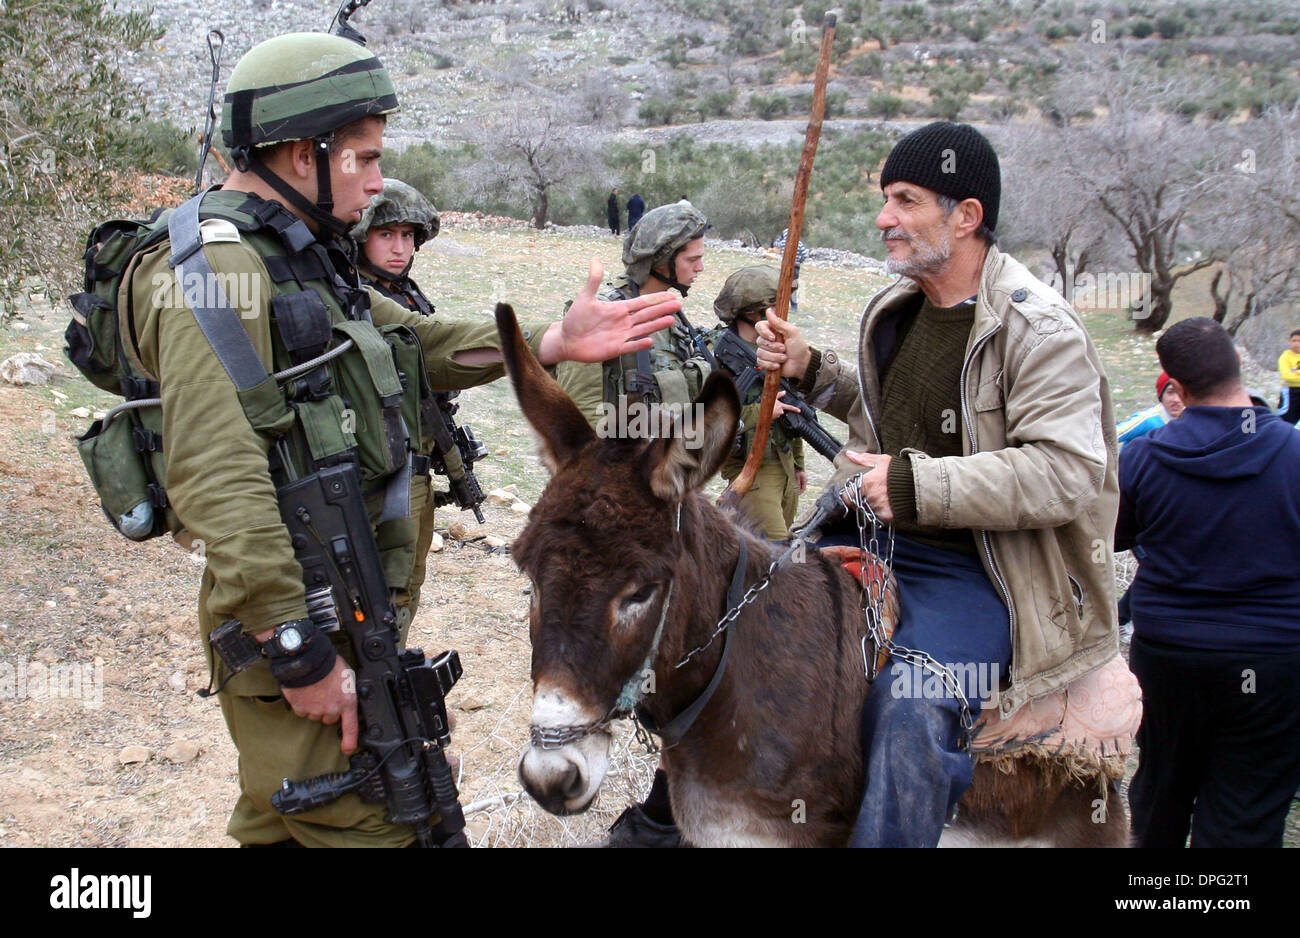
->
[425, 391, 488, 523]
[711, 327, 844, 463]
[269, 460, 468, 847]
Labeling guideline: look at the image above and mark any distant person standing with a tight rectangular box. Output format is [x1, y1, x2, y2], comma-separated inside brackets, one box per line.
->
[1278, 329, 1300, 424]
[607, 188, 621, 235]
[627, 192, 645, 231]
[1116, 371, 1185, 448]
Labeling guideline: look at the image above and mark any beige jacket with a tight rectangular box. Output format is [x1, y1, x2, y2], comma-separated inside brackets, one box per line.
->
[799, 247, 1119, 716]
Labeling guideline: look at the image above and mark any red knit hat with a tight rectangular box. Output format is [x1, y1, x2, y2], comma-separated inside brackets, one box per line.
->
[1156, 371, 1172, 400]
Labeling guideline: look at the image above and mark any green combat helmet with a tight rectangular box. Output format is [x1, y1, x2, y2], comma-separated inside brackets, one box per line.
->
[713, 265, 797, 324]
[351, 178, 440, 247]
[622, 200, 710, 296]
[221, 32, 399, 238]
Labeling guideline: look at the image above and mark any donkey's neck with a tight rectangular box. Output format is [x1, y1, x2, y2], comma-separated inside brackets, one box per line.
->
[639, 496, 771, 732]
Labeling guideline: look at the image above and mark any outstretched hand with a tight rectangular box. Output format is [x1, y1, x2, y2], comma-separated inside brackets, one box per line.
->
[536, 258, 680, 365]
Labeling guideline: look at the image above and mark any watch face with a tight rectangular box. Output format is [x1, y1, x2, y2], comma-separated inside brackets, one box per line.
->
[279, 626, 304, 654]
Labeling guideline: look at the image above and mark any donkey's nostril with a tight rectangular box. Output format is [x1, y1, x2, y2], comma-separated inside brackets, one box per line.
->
[561, 762, 585, 799]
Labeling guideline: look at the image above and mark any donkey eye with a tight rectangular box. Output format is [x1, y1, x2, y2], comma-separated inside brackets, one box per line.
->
[622, 585, 657, 608]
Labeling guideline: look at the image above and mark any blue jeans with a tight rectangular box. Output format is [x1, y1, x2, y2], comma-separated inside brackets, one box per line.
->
[821, 532, 1012, 847]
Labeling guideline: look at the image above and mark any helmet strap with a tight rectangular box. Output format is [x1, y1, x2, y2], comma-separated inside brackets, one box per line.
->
[651, 256, 691, 298]
[239, 140, 351, 241]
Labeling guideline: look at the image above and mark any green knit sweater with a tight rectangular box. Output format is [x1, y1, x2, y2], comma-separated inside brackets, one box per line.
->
[879, 295, 977, 555]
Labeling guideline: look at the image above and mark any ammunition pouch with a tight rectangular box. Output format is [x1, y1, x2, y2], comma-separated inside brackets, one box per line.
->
[75, 406, 172, 541]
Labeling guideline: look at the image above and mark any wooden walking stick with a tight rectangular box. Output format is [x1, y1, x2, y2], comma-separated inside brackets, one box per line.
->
[719, 12, 836, 510]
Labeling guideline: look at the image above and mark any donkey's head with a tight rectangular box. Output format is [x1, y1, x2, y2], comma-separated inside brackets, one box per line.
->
[496, 305, 740, 815]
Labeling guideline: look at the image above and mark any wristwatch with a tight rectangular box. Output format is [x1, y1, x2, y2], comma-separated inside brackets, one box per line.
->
[261, 619, 316, 658]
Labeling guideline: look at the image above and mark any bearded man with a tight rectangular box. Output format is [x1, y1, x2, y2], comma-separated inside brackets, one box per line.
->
[756, 122, 1119, 847]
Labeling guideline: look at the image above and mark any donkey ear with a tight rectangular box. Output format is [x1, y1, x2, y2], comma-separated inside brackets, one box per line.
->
[647, 371, 742, 503]
[495, 303, 595, 473]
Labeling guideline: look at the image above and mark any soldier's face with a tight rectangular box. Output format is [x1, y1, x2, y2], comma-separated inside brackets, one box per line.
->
[673, 238, 706, 285]
[327, 118, 386, 225]
[363, 224, 417, 275]
[877, 182, 953, 278]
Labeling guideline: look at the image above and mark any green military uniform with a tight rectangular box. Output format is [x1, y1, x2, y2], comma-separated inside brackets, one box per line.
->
[131, 191, 549, 846]
[709, 266, 804, 540]
[351, 178, 475, 622]
[555, 203, 713, 429]
[126, 36, 555, 847]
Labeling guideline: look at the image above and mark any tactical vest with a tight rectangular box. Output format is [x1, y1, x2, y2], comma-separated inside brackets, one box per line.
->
[67, 190, 430, 587]
[359, 265, 435, 318]
[702, 325, 796, 461]
[599, 279, 713, 410]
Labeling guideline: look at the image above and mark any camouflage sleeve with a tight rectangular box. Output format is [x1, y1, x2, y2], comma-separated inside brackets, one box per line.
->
[737, 401, 761, 438]
[130, 241, 307, 634]
[368, 290, 548, 390]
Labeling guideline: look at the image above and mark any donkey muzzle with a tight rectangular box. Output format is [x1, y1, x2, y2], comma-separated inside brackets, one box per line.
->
[519, 687, 612, 815]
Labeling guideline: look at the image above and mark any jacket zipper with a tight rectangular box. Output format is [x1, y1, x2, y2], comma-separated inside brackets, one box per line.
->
[959, 322, 1017, 710]
[1066, 572, 1085, 618]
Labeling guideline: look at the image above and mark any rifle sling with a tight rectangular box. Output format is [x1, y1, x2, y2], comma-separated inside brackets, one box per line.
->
[168, 194, 271, 392]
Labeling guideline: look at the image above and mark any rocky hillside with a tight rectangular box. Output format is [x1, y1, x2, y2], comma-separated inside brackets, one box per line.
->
[119, 0, 1300, 153]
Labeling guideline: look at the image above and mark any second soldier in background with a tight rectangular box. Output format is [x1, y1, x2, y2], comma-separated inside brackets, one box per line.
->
[708, 266, 806, 539]
[352, 178, 488, 620]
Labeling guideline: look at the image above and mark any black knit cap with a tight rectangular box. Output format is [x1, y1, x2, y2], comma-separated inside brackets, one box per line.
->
[880, 122, 1001, 232]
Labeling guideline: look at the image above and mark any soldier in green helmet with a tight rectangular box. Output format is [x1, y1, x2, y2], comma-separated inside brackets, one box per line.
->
[707, 265, 807, 539]
[555, 200, 714, 429]
[351, 178, 489, 621]
[118, 32, 680, 847]
[352, 177, 440, 312]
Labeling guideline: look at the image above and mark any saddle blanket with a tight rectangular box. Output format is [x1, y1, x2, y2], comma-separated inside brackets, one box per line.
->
[826, 548, 1141, 782]
[970, 654, 1142, 781]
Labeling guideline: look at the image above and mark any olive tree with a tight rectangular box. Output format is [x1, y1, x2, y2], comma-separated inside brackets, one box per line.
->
[460, 102, 607, 229]
[0, 0, 163, 320]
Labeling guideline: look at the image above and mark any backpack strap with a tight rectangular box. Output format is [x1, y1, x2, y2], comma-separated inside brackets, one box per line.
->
[168, 193, 271, 392]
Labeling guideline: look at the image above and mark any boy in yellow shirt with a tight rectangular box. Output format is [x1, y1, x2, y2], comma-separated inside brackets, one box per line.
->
[1278, 330, 1300, 425]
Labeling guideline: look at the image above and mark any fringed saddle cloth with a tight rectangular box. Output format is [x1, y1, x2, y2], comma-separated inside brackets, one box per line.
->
[971, 655, 1142, 784]
[826, 548, 1142, 784]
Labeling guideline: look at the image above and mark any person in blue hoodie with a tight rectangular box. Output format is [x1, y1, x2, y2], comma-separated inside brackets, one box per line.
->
[1116, 317, 1300, 848]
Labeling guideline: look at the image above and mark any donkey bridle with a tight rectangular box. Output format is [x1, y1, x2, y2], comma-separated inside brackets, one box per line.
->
[528, 523, 751, 751]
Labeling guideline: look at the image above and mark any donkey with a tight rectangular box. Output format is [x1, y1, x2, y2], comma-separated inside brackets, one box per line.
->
[496, 307, 1129, 847]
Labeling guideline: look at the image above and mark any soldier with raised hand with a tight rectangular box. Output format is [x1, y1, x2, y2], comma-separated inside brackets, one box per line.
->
[121, 33, 679, 847]
[556, 200, 713, 429]
[708, 265, 807, 539]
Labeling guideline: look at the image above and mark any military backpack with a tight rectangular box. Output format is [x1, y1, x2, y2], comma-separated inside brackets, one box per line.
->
[65, 189, 430, 543]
